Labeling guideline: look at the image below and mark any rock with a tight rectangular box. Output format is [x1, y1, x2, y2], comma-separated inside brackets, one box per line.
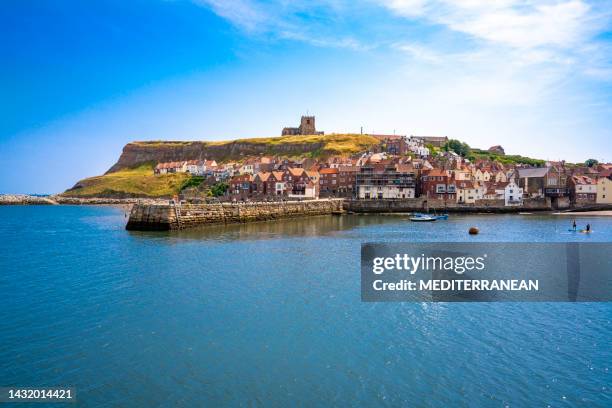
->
[0, 194, 57, 205]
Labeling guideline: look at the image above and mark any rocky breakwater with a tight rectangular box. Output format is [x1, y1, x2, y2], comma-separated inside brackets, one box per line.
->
[0, 194, 169, 206]
[0, 194, 58, 205]
[126, 199, 345, 231]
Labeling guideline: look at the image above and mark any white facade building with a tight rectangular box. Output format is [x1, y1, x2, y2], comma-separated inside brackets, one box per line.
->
[504, 180, 523, 206]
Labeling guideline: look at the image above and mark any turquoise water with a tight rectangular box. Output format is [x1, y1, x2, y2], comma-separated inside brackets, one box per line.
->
[0, 206, 610, 407]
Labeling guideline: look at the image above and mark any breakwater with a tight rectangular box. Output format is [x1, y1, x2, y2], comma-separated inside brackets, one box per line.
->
[126, 199, 344, 230]
[0, 194, 167, 206]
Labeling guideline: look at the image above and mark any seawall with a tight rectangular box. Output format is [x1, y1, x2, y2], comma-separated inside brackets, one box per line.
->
[344, 198, 554, 213]
[125, 199, 344, 231]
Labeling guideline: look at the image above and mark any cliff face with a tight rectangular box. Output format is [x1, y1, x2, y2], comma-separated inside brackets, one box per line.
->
[107, 141, 320, 173]
[106, 134, 379, 173]
[63, 134, 379, 197]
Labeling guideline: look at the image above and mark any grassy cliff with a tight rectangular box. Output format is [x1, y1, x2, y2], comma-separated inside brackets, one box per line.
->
[64, 163, 190, 198]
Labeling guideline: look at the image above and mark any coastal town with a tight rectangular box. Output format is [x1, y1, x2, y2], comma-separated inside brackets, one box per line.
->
[150, 116, 612, 210]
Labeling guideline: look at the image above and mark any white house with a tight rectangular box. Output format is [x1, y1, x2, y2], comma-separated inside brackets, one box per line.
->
[240, 163, 254, 175]
[358, 185, 415, 199]
[504, 179, 523, 206]
[456, 181, 483, 204]
[184, 160, 204, 175]
[154, 161, 186, 175]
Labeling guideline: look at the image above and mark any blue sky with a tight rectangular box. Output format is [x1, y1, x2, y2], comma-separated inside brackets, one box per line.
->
[1, 0, 612, 193]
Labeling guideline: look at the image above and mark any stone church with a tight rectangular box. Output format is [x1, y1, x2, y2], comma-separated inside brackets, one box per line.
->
[282, 116, 324, 136]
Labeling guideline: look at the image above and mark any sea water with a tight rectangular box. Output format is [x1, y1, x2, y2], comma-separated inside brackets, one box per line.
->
[0, 206, 610, 406]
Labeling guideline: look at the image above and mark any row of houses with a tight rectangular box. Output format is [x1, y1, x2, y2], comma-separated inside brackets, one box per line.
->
[153, 154, 612, 206]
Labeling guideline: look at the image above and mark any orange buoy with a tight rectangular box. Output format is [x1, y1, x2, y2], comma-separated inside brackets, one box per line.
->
[469, 227, 479, 235]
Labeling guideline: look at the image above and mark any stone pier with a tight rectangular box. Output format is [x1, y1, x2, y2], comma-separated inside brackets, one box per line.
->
[125, 199, 344, 231]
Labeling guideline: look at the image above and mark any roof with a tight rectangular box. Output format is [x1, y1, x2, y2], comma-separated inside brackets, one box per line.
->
[492, 182, 509, 190]
[327, 156, 354, 164]
[411, 135, 448, 142]
[287, 167, 305, 177]
[231, 174, 252, 182]
[256, 172, 271, 182]
[572, 175, 596, 185]
[599, 169, 612, 178]
[517, 167, 549, 178]
[395, 163, 416, 173]
[272, 171, 285, 180]
[319, 168, 339, 175]
[456, 181, 477, 189]
[155, 161, 184, 169]
[424, 168, 450, 177]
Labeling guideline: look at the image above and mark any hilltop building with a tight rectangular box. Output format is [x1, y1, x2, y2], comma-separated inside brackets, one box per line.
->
[370, 134, 408, 155]
[409, 135, 449, 148]
[488, 145, 505, 155]
[282, 116, 324, 136]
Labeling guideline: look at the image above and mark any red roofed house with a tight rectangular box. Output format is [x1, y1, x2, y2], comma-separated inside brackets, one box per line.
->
[229, 174, 253, 201]
[568, 175, 597, 205]
[319, 168, 339, 197]
[421, 169, 454, 200]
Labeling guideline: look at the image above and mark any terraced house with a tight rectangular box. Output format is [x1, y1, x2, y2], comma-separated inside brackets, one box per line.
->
[596, 169, 612, 204]
[568, 175, 597, 205]
[356, 162, 416, 199]
[421, 169, 453, 200]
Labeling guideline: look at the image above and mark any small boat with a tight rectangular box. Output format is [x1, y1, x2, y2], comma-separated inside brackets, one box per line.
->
[410, 213, 437, 222]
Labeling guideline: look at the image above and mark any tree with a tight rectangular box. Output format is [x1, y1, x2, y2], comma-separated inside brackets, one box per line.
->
[444, 139, 471, 157]
[209, 182, 229, 197]
[585, 159, 599, 168]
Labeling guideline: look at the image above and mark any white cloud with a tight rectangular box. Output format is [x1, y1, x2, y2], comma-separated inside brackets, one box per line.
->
[190, 0, 611, 155]
[193, 0, 265, 32]
[382, 0, 605, 50]
[193, 0, 368, 49]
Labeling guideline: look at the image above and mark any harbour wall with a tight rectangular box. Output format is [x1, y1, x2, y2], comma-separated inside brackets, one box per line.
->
[344, 197, 553, 213]
[126, 199, 344, 230]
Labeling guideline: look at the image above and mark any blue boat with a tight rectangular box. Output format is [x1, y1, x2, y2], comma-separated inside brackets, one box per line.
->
[410, 213, 437, 222]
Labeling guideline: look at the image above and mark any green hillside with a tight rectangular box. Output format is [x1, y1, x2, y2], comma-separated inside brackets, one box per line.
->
[64, 163, 190, 198]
